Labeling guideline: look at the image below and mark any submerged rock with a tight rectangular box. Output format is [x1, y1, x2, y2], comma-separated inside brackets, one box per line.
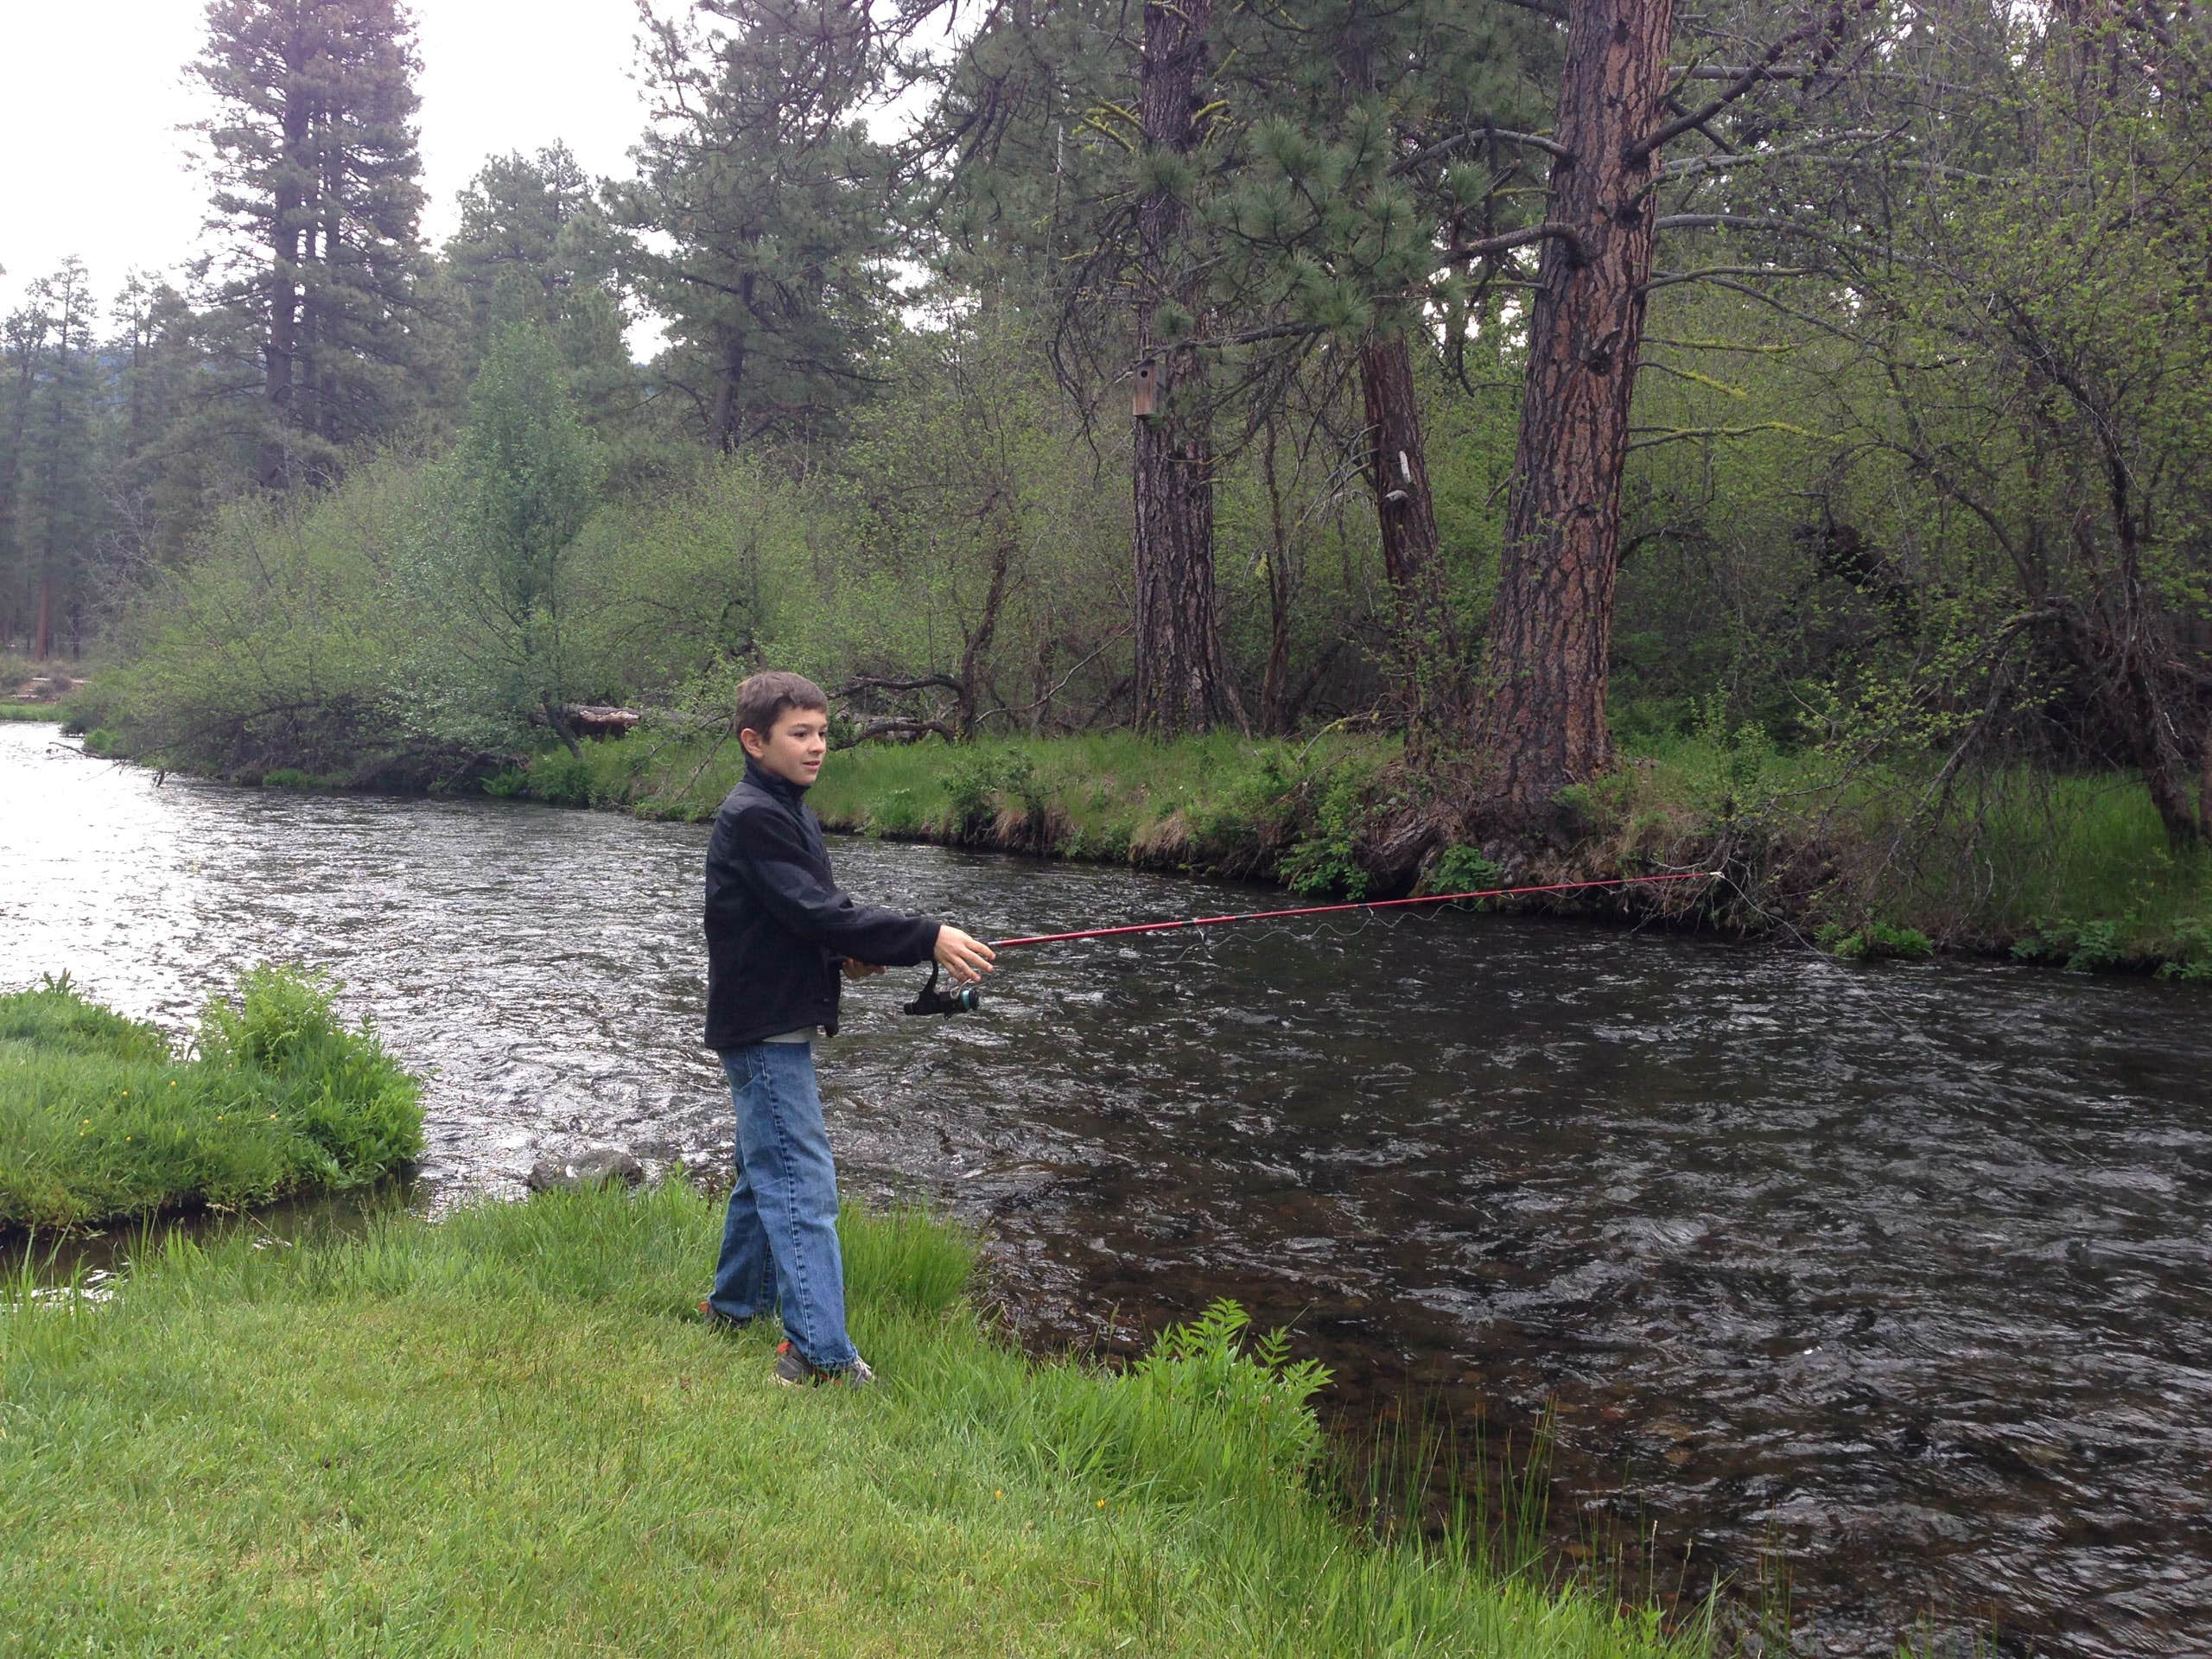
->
[525, 1144, 645, 1192]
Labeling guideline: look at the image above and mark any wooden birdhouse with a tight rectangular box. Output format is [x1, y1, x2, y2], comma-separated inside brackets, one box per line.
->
[1131, 359, 1159, 418]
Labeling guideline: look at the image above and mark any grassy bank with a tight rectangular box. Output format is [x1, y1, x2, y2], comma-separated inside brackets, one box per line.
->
[484, 726, 2212, 976]
[1, 1180, 1705, 1658]
[0, 702, 60, 721]
[0, 969, 423, 1230]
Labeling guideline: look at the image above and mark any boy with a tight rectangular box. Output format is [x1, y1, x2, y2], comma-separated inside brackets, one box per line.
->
[700, 671, 995, 1385]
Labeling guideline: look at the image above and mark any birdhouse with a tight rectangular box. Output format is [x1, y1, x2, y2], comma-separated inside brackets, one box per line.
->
[1131, 359, 1159, 418]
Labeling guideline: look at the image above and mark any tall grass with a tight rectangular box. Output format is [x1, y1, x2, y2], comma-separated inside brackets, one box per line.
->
[0, 1181, 1711, 1658]
[0, 969, 423, 1230]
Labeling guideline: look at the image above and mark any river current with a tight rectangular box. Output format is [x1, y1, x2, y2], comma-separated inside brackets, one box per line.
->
[3, 722, 2208, 1657]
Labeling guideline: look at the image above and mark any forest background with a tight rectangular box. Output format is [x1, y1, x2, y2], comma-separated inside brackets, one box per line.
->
[4, 0, 2210, 972]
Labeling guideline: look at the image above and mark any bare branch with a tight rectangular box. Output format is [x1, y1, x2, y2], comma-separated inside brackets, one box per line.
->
[1653, 212, 1904, 266]
[1626, 420, 1836, 452]
[1441, 220, 1587, 265]
[1634, 0, 1872, 162]
[1391, 124, 1573, 176]
[1659, 128, 1889, 181]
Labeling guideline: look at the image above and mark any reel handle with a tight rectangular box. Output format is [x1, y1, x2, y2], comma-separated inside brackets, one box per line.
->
[902, 962, 980, 1018]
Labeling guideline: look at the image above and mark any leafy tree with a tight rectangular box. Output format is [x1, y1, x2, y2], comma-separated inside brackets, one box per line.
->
[403, 324, 607, 753]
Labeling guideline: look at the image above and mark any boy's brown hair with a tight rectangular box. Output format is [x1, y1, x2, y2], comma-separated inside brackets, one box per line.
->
[734, 670, 830, 743]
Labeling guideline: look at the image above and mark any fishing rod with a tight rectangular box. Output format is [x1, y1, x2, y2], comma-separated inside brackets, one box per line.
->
[902, 869, 1725, 1016]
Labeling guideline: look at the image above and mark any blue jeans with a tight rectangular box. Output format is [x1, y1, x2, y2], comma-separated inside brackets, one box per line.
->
[707, 1042, 859, 1372]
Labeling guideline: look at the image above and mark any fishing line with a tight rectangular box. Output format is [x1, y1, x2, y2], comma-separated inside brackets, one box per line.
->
[902, 870, 1725, 1015]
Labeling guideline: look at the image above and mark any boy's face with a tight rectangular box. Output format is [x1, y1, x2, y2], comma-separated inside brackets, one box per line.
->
[741, 705, 829, 788]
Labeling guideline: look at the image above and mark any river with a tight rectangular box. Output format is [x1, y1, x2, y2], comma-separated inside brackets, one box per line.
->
[3, 721, 2208, 1658]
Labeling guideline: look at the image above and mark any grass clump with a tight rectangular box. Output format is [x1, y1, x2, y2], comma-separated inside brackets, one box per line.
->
[0, 702, 61, 721]
[0, 1182, 1705, 1658]
[0, 968, 422, 1230]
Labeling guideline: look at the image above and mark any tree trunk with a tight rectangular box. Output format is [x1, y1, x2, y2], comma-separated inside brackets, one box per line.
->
[1471, 0, 1676, 830]
[957, 534, 1015, 737]
[1131, 0, 1241, 736]
[32, 574, 53, 662]
[711, 273, 756, 453]
[262, 30, 311, 490]
[1359, 327, 1458, 741]
[1258, 419, 1296, 734]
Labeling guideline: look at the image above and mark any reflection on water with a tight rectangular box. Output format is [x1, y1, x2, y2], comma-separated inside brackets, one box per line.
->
[4, 722, 2209, 1658]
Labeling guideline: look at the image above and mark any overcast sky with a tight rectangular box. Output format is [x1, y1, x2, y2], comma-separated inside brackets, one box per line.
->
[0, 0, 654, 323]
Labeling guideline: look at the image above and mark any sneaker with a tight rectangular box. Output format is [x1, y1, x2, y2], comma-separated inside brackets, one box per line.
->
[774, 1339, 875, 1388]
[697, 1300, 753, 1335]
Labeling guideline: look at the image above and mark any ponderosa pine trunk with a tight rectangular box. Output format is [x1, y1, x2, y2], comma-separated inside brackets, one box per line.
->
[261, 26, 311, 490]
[1131, 0, 1240, 735]
[1472, 0, 1676, 829]
[1359, 327, 1457, 741]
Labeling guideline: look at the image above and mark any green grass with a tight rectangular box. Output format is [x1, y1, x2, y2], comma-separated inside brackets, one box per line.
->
[1587, 729, 2212, 971]
[502, 727, 1395, 880]
[0, 1182, 1708, 1658]
[0, 702, 61, 721]
[0, 969, 423, 1230]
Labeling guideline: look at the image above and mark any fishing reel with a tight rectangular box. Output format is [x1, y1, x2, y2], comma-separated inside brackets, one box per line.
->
[903, 962, 980, 1018]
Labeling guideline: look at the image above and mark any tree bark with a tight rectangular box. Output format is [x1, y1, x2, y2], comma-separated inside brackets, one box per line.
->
[1258, 420, 1295, 734]
[957, 533, 1015, 737]
[1471, 0, 1676, 830]
[1359, 327, 1458, 741]
[711, 271, 757, 453]
[262, 25, 311, 490]
[1131, 0, 1241, 736]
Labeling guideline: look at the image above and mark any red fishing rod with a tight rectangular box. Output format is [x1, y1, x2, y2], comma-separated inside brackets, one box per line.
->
[903, 870, 1724, 1015]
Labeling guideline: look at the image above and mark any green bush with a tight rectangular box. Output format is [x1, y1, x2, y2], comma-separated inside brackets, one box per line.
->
[1424, 843, 1505, 901]
[1818, 920, 1936, 962]
[518, 737, 650, 809]
[2156, 918, 2212, 982]
[1280, 768, 1376, 899]
[2012, 917, 2129, 972]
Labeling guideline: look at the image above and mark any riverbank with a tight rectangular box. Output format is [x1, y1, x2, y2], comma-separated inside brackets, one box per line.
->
[499, 725, 2212, 978]
[50, 695, 2212, 976]
[1, 1179, 1705, 1658]
[0, 969, 423, 1230]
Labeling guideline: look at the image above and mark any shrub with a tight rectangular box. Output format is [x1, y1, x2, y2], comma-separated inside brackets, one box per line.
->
[2012, 917, 2127, 972]
[1424, 843, 1505, 902]
[1818, 920, 1936, 962]
[1280, 768, 1376, 899]
[2156, 917, 2212, 982]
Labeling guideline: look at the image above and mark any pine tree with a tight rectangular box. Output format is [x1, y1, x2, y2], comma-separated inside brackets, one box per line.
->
[8, 260, 102, 658]
[191, 0, 429, 488]
[611, 0, 902, 454]
[443, 143, 629, 420]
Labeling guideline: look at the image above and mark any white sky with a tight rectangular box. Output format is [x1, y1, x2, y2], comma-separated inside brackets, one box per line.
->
[0, 0, 654, 327]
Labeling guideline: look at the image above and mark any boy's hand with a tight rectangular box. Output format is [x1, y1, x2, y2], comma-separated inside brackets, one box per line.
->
[934, 926, 997, 984]
[842, 959, 885, 981]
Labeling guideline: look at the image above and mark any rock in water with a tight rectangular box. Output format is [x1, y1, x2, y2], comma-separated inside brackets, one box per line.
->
[526, 1145, 646, 1192]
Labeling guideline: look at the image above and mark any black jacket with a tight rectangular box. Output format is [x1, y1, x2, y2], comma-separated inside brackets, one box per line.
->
[702, 757, 940, 1049]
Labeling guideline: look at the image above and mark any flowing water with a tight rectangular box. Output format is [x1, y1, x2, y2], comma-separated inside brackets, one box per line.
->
[4, 721, 2209, 1657]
